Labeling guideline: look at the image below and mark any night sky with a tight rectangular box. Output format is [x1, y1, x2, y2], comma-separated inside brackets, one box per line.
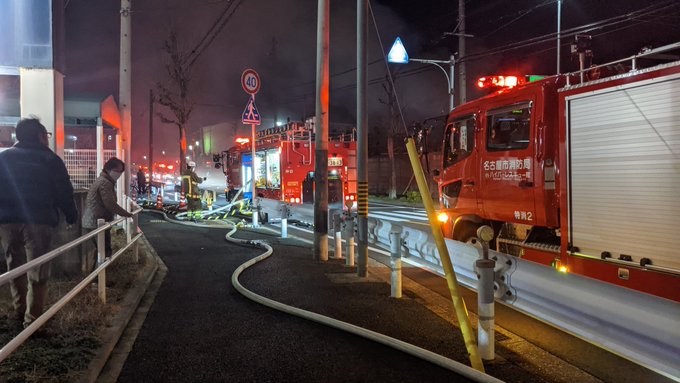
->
[60, 0, 679, 162]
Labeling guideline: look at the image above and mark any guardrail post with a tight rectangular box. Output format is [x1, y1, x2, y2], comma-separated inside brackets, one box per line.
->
[389, 231, 402, 298]
[126, 198, 132, 243]
[476, 225, 496, 361]
[129, 199, 139, 263]
[333, 212, 342, 259]
[96, 218, 107, 304]
[344, 212, 355, 267]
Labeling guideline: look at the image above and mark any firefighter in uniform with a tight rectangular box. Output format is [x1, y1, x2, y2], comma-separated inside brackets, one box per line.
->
[182, 161, 204, 221]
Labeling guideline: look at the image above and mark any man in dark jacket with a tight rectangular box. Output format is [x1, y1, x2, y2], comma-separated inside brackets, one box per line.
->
[136, 166, 146, 195]
[0, 118, 78, 328]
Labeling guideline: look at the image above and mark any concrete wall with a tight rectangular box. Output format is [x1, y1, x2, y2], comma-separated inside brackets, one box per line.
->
[368, 152, 441, 197]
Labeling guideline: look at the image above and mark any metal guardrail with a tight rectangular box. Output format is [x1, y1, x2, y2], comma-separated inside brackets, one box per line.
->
[366, 217, 680, 381]
[0, 197, 143, 362]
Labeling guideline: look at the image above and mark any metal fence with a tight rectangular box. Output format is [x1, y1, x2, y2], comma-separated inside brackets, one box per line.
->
[63, 149, 117, 189]
[0, 198, 143, 362]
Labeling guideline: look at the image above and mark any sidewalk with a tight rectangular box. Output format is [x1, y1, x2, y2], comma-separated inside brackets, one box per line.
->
[100, 214, 604, 382]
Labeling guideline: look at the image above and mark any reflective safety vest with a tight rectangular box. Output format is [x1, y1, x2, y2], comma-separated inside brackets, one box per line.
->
[181, 171, 201, 199]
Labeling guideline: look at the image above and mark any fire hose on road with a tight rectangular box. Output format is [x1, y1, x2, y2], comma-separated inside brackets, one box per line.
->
[150, 210, 503, 383]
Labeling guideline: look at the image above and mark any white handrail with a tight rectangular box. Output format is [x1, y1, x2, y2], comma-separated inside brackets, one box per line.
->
[0, 197, 144, 362]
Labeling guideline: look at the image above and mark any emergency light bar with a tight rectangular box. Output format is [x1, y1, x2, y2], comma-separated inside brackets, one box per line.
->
[476, 74, 546, 90]
[476, 75, 524, 89]
[235, 137, 250, 145]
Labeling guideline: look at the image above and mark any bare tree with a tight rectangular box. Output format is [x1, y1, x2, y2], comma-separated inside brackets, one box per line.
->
[156, 30, 193, 172]
[379, 76, 401, 199]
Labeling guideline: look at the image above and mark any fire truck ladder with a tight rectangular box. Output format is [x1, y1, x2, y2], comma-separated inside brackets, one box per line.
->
[288, 128, 312, 166]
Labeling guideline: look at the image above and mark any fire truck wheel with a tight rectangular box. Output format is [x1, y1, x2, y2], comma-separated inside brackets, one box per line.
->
[456, 223, 481, 245]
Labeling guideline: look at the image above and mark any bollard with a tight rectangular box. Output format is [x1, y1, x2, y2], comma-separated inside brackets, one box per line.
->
[333, 213, 343, 259]
[389, 231, 402, 298]
[280, 202, 290, 238]
[174, 192, 178, 202]
[476, 225, 496, 361]
[96, 219, 107, 304]
[252, 197, 260, 228]
[344, 213, 355, 266]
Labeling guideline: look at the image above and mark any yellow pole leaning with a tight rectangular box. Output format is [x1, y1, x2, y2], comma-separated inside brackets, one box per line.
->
[405, 137, 484, 372]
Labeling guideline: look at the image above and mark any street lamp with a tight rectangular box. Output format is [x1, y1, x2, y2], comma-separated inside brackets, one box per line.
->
[67, 135, 78, 151]
[388, 37, 456, 111]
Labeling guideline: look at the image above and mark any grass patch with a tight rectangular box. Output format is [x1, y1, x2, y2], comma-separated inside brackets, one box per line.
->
[0, 229, 149, 382]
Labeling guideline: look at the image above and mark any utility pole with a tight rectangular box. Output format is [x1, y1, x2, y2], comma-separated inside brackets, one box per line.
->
[148, 89, 154, 198]
[557, 0, 562, 74]
[314, 0, 330, 261]
[119, 0, 132, 201]
[356, 0, 368, 276]
[458, 0, 467, 105]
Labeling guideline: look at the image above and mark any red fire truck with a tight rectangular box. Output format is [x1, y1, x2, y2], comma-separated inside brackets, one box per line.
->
[221, 121, 357, 204]
[436, 43, 680, 302]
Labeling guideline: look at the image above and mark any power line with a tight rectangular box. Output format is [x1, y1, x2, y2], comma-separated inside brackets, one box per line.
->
[464, 1, 679, 61]
[188, 0, 244, 67]
[290, 58, 384, 88]
[483, 0, 556, 38]
[286, 1, 679, 105]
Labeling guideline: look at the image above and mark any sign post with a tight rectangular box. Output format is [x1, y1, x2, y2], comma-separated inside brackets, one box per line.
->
[241, 69, 261, 227]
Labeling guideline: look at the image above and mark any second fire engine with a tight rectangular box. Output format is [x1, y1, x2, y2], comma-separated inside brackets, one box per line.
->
[217, 120, 357, 205]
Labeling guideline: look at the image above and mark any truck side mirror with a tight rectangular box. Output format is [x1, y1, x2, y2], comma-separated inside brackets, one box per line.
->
[432, 168, 441, 182]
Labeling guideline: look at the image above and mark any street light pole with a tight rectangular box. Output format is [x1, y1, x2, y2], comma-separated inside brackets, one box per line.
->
[149, 89, 154, 198]
[409, 57, 455, 111]
[557, 0, 562, 74]
[388, 38, 456, 111]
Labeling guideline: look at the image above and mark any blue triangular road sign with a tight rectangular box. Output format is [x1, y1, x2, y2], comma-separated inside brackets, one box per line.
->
[242, 96, 261, 125]
[388, 37, 409, 64]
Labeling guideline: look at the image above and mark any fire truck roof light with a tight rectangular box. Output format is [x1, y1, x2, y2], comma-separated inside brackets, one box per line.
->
[477, 75, 525, 89]
[235, 137, 250, 144]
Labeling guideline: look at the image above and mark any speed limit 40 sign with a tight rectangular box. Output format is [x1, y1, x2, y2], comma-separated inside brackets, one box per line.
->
[241, 69, 261, 95]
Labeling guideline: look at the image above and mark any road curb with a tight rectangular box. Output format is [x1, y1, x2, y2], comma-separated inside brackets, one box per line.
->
[79, 235, 161, 383]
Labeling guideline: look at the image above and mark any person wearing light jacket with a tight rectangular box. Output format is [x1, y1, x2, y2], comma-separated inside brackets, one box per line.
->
[82, 157, 132, 272]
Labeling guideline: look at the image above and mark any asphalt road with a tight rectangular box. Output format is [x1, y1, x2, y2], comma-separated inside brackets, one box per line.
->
[116, 213, 475, 382]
